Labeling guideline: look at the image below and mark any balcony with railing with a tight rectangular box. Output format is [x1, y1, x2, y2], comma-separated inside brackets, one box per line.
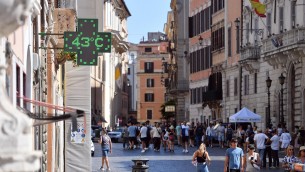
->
[261, 28, 305, 68]
[240, 46, 261, 61]
[239, 46, 261, 73]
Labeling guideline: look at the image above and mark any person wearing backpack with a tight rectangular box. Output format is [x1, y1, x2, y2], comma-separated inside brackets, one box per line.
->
[145, 120, 152, 149]
[99, 128, 112, 171]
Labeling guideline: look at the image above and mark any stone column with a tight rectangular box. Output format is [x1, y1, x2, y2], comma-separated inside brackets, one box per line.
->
[0, 0, 41, 171]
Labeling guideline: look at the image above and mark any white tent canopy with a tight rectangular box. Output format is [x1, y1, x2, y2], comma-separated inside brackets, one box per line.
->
[229, 107, 261, 122]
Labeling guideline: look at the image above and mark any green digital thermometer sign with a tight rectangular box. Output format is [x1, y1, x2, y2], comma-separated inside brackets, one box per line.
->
[64, 19, 111, 65]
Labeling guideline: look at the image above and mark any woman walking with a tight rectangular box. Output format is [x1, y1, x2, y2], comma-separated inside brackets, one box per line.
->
[192, 143, 211, 172]
[245, 145, 261, 172]
[99, 128, 112, 171]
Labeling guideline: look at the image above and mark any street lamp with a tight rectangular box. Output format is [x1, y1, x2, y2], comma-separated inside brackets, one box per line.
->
[266, 76, 272, 128]
[279, 73, 285, 127]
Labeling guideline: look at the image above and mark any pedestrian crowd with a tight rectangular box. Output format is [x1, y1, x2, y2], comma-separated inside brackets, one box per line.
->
[105, 121, 305, 172]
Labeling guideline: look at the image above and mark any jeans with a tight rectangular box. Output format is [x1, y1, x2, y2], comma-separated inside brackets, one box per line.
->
[264, 146, 272, 167]
[153, 137, 161, 150]
[123, 137, 129, 148]
[197, 163, 209, 172]
[257, 148, 265, 167]
[196, 135, 202, 147]
[271, 149, 279, 167]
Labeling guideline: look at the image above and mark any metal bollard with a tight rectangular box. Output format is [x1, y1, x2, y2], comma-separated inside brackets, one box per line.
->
[131, 158, 149, 172]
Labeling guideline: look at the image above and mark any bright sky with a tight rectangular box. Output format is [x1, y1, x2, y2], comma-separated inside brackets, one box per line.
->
[125, 0, 171, 44]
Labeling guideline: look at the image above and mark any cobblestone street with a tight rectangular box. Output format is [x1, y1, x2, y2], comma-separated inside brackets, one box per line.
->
[92, 142, 286, 172]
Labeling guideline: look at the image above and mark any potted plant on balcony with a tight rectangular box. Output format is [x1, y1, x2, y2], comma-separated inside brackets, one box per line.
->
[56, 50, 77, 67]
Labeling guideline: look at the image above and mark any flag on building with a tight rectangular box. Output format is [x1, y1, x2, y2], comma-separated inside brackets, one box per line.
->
[115, 66, 122, 89]
[250, 0, 266, 17]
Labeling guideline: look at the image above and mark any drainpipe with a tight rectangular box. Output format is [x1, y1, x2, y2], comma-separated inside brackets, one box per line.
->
[239, 0, 244, 110]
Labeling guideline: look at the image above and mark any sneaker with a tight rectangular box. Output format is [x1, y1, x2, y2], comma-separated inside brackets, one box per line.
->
[141, 150, 145, 153]
[107, 168, 111, 171]
[144, 148, 148, 150]
[270, 166, 276, 169]
[185, 150, 189, 153]
[182, 149, 185, 153]
[100, 166, 105, 171]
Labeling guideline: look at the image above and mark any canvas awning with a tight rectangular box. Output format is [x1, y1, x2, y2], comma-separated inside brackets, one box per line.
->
[229, 107, 261, 122]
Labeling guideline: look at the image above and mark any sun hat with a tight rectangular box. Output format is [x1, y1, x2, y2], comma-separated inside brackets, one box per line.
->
[299, 146, 305, 151]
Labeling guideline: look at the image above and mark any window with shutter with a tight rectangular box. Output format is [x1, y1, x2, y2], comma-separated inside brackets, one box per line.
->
[146, 79, 154, 87]
[189, 17, 193, 38]
[145, 47, 152, 52]
[279, 7, 284, 32]
[291, 2, 296, 28]
[234, 77, 238, 96]
[144, 62, 154, 73]
[228, 27, 232, 57]
[144, 93, 154, 102]
[147, 110, 152, 120]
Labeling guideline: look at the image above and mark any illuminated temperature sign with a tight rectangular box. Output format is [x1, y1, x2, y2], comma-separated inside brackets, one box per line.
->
[64, 19, 111, 65]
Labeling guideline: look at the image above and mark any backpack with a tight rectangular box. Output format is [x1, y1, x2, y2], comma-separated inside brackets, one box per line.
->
[169, 133, 175, 141]
[182, 128, 186, 137]
[227, 128, 233, 136]
[146, 126, 151, 138]
[135, 126, 140, 136]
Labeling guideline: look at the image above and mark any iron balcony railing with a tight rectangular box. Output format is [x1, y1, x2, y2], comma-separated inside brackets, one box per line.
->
[261, 28, 305, 55]
[240, 46, 261, 61]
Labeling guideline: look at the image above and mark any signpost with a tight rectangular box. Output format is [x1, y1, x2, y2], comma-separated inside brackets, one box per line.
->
[64, 19, 111, 65]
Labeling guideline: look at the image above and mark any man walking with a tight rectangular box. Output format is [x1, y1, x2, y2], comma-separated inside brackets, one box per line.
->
[181, 122, 190, 153]
[254, 129, 269, 168]
[270, 130, 280, 168]
[224, 138, 245, 172]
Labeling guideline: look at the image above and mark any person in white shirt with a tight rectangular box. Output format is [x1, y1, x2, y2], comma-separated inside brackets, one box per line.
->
[254, 129, 269, 168]
[181, 122, 190, 153]
[270, 130, 280, 168]
[217, 122, 225, 148]
[139, 123, 148, 153]
[280, 128, 291, 151]
[206, 124, 213, 148]
[151, 123, 162, 151]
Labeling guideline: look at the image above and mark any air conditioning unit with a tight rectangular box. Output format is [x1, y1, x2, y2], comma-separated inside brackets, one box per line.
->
[33, 53, 40, 70]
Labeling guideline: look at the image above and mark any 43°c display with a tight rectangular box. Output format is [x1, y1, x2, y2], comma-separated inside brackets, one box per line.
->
[64, 19, 111, 66]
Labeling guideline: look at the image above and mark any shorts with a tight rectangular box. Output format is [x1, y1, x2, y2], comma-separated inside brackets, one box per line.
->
[182, 136, 189, 142]
[129, 137, 136, 143]
[141, 137, 147, 142]
[218, 134, 225, 141]
[102, 148, 109, 157]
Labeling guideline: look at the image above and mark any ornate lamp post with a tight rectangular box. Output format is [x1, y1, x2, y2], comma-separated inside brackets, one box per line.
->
[266, 76, 272, 128]
[279, 73, 285, 127]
